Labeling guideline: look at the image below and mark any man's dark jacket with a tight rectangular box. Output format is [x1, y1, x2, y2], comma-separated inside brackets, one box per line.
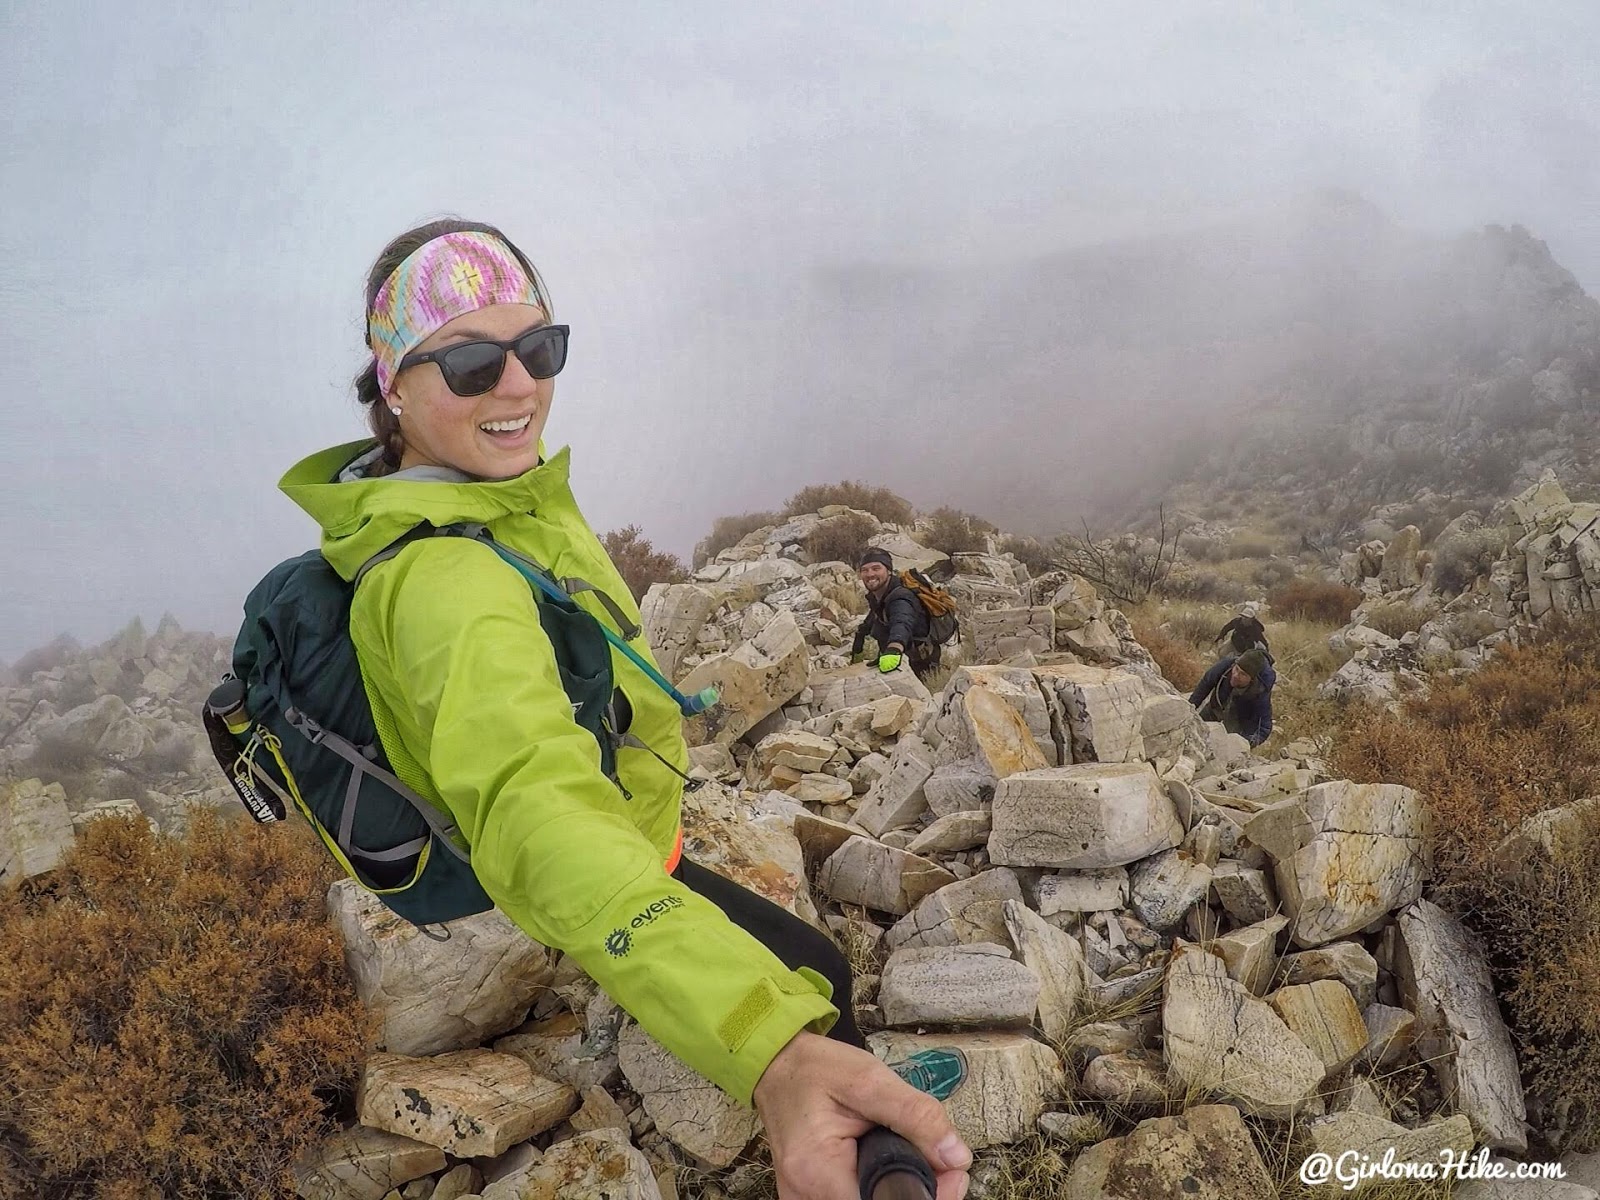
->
[1190, 653, 1276, 747]
[850, 582, 930, 658]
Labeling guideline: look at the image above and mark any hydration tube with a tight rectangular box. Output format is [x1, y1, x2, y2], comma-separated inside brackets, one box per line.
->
[488, 545, 720, 717]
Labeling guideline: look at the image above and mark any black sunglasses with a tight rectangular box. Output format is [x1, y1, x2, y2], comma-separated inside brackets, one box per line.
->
[398, 323, 570, 397]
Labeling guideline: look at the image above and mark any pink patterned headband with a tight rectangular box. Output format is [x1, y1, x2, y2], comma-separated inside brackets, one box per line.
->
[367, 231, 546, 396]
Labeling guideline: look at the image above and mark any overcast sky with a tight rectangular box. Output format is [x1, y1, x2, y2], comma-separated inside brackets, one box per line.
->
[3, 1, 1598, 663]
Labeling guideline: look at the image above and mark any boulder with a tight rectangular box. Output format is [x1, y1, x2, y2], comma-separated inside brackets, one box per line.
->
[753, 730, 839, 776]
[328, 880, 555, 1056]
[1163, 941, 1327, 1118]
[1128, 849, 1212, 931]
[1355, 1003, 1417, 1072]
[885, 870, 1023, 952]
[1209, 861, 1276, 924]
[853, 736, 935, 836]
[639, 583, 724, 684]
[1266, 980, 1369, 1075]
[518, 1128, 663, 1200]
[1243, 782, 1431, 947]
[1064, 1104, 1276, 1200]
[1278, 942, 1379, 1009]
[929, 674, 1052, 786]
[618, 1020, 758, 1168]
[357, 1049, 577, 1157]
[1395, 898, 1528, 1153]
[908, 811, 991, 856]
[1035, 664, 1147, 764]
[817, 836, 956, 916]
[967, 607, 1056, 661]
[1, 777, 75, 886]
[879, 942, 1041, 1028]
[1297, 1113, 1475, 1196]
[680, 782, 819, 925]
[493, 1011, 620, 1092]
[679, 611, 810, 744]
[789, 773, 854, 805]
[1002, 900, 1089, 1043]
[1212, 914, 1289, 996]
[868, 1030, 1064, 1149]
[1078, 1049, 1179, 1107]
[289, 1126, 446, 1200]
[1037, 868, 1129, 914]
[1379, 525, 1424, 590]
[988, 763, 1183, 869]
[809, 667, 931, 716]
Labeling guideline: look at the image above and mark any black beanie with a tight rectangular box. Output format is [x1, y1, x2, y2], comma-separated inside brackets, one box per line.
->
[1235, 649, 1268, 679]
[857, 548, 895, 570]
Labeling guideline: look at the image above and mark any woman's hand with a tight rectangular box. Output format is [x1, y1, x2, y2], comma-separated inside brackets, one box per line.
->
[752, 1031, 971, 1200]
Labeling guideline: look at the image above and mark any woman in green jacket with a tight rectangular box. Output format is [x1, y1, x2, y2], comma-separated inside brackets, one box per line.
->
[282, 220, 970, 1200]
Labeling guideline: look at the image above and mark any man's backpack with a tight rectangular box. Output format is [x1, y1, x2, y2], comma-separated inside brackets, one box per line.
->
[898, 568, 960, 645]
[202, 522, 654, 929]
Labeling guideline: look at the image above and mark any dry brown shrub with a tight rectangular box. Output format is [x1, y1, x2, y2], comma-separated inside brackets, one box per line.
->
[1228, 534, 1275, 559]
[0, 808, 372, 1199]
[919, 507, 995, 555]
[998, 535, 1054, 577]
[1268, 578, 1362, 625]
[1328, 615, 1600, 1149]
[804, 512, 879, 567]
[692, 510, 779, 567]
[1363, 602, 1431, 639]
[782, 481, 913, 526]
[1128, 617, 1205, 691]
[601, 524, 689, 601]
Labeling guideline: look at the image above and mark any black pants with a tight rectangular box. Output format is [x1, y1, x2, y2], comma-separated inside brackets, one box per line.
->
[675, 856, 865, 1049]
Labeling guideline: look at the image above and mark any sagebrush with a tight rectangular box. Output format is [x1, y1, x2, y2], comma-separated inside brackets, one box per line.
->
[0, 808, 371, 1199]
[692, 510, 779, 567]
[781, 481, 914, 526]
[804, 512, 879, 568]
[1268, 578, 1362, 625]
[1330, 615, 1600, 1150]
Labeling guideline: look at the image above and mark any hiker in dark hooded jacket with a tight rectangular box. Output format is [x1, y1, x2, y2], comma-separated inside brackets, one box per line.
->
[1216, 613, 1269, 656]
[848, 548, 940, 678]
[1190, 647, 1276, 747]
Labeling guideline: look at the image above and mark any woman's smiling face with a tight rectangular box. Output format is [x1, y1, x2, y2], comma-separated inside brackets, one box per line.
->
[390, 302, 553, 479]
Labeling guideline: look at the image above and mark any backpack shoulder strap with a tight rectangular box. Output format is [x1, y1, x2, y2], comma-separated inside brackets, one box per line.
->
[354, 523, 642, 641]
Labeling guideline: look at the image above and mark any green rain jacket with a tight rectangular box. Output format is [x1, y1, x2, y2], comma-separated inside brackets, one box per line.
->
[280, 439, 838, 1105]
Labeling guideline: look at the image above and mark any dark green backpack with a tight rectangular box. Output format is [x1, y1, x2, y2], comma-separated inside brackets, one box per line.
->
[203, 522, 668, 928]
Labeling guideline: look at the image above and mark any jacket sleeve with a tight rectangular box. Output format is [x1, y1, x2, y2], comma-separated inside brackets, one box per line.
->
[1190, 658, 1228, 707]
[358, 539, 838, 1104]
[883, 589, 919, 651]
[1245, 689, 1274, 746]
[850, 616, 869, 656]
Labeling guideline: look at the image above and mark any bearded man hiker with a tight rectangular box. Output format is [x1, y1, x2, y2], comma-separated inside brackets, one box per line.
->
[848, 549, 942, 680]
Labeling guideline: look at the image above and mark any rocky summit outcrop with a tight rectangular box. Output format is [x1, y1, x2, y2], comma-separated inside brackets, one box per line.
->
[0, 615, 237, 849]
[5, 507, 1559, 1196]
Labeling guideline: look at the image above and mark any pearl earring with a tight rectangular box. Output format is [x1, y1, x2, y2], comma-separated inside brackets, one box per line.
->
[390, 406, 402, 416]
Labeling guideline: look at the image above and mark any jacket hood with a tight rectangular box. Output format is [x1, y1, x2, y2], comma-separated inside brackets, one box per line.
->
[280, 438, 566, 581]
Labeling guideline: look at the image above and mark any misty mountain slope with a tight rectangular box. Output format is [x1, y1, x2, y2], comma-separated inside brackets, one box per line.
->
[800, 192, 1600, 539]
